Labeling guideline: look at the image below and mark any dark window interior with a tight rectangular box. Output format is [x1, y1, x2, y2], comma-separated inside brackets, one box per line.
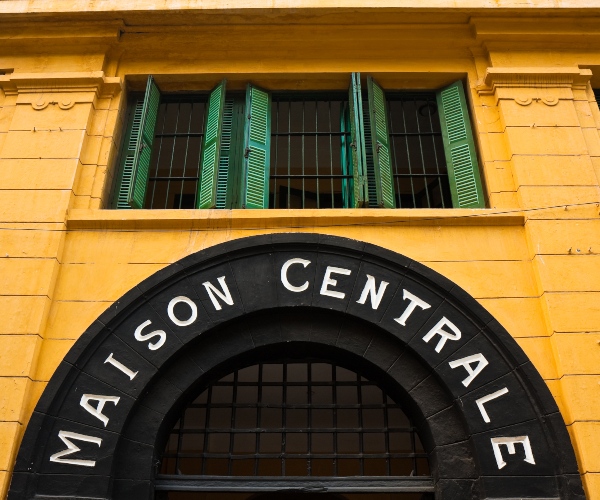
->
[386, 93, 452, 209]
[145, 95, 208, 209]
[269, 94, 353, 209]
[159, 360, 429, 478]
[141, 91, 453, 210]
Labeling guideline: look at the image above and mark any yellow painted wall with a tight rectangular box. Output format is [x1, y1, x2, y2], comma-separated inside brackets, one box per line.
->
[1, 3, 600, 498]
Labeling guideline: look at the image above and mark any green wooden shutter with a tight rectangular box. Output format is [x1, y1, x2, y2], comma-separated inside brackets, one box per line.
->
[243, 84, 271, 209]
[216, 97, 235, 209]
[362, 98, 377, 208]
[367, 77, 395, 208]
[436, 81, 485, 208]
[198, 80, 227, 209]
[340, 102, 352, 208]
[115, 98, 143, 209]
[115, 76, 160, 209]
[348, 73, 367, 208]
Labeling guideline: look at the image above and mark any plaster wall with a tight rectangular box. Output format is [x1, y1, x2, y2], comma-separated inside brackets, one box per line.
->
[1, 5, 600, 498]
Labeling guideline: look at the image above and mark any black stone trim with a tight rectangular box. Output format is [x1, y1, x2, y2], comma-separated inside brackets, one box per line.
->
[154, 476, 436, 492]
[9, 234, 583, 500]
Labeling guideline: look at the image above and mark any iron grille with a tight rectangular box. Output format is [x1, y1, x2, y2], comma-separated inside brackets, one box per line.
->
[269, 94, 353, 209]
[145, 95, 208, 209]
[386, 92, 452, 209]
[140, 91, 453, 210]
[159, 361, 429, 478]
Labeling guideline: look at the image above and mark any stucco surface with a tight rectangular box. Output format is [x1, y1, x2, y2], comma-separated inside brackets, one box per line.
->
[0, 5, 600, 498]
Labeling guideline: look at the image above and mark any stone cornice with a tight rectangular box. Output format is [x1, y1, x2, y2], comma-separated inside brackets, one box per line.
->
[477, 67, 592, 96]
[0, 71, 122, 101]
[66, 208, 525, 230]
[2, 0, 600, 14]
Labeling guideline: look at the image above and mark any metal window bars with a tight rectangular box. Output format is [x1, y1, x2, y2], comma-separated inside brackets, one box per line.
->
[386, 92, 453, 209]
[159, 360, 430, 479]
[145, 95, 208, 209]
[269, 94, 353, 209]
[142, 91, 453, 210]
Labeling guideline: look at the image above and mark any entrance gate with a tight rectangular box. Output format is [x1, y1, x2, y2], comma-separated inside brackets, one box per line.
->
[9, 234, 583, 499]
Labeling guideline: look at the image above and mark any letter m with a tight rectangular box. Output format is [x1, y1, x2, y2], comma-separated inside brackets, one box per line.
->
[49, 430, 102, 467]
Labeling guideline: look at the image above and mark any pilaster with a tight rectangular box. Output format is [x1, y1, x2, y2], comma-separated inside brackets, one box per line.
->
[0, 71, 122, 497]
[478, 66, 600, 496]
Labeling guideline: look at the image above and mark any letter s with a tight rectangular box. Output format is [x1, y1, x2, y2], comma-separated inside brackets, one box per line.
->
[134, 320, 166, 351]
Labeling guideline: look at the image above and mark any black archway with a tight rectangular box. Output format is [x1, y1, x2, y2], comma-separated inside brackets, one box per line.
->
[9, 234, 584, 499]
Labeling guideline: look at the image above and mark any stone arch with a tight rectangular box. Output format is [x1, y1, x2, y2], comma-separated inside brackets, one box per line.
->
[9, 234, 583, 499]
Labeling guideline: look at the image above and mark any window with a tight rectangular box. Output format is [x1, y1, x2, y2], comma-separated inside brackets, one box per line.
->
[156, 359, 433, 497]
[113, 74, 484, 210]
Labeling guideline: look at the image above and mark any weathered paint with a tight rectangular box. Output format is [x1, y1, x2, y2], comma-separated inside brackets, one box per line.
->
[1, 2, 600, 497]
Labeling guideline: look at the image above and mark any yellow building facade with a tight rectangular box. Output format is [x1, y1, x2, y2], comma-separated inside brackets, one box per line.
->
[1, 1, 600, 499]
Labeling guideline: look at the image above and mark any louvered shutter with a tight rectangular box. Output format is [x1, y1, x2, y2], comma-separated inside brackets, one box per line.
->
[115, 98, 143, 209]
[243, 84, 271, 209]
[216, 98, 235, 209]
[115, 76, 160, 209]
[198, 80, 227, 209]
[367, 77, 395, 208]
[340, 102, 352, 208]
[436, 81, 485, 208]
[348, 73, 367, 208]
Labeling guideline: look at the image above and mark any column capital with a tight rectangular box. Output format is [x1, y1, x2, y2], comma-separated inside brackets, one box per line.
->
[477, 67, 592, 104]
[0, 71, 122, 108]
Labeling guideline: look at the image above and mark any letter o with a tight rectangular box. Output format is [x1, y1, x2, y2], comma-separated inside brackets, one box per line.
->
[167, 296, 198, 327]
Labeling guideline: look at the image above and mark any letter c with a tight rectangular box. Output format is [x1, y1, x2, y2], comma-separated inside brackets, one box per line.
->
[281, 258, 311, 292]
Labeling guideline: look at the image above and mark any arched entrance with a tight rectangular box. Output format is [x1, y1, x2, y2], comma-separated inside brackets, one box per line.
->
[9, 234, 584, 499]
[155, 346, 432, 497]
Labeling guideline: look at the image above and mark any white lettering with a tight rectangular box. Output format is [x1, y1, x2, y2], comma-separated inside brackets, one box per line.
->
[104, 353, 138, 381]
[491, 436, 536, 469]
[475, 387, 509, 423]
[394, 290, 431, 326]
[356, 275, 389, 310]
[167, 296, 198, 326]
[320, 266, 352, 299]
[422, 317, 461, 353]
[80, 394, 120, 427]
[448, 353, 489, 387]
[134, 319, 166, 350]
[49, 431, 102, 467]
[281, 258, 311, 292]
[203, 276, 234, 311]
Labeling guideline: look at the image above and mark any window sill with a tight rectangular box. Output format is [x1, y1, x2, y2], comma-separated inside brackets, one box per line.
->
[66, 208, 524, 230]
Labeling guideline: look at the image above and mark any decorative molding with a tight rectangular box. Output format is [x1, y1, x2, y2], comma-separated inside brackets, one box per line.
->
[0, 71, 122, 103]
[31, 99, 75, 111]
[66, 208, 526, 231]
[514, 96, 559, 107]
[477, 67, 592, 100]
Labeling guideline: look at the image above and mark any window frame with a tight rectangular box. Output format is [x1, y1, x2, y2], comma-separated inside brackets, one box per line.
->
[112, 74, 485, 210]
[155, 358, 435, 496]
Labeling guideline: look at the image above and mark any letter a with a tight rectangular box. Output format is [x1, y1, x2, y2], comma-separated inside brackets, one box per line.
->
[80, 394, 120, 427]
[448, 353, 489, 387]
